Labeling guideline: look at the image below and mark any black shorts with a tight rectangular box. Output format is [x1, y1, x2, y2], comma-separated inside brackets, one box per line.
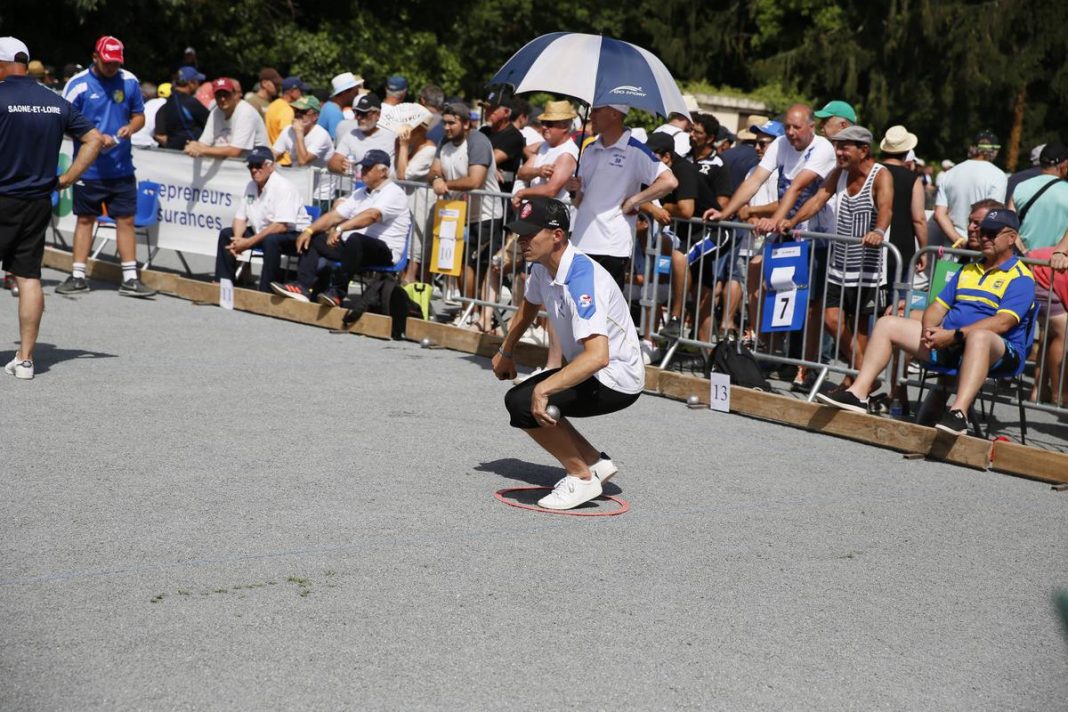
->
[0, 195, 52, 279]
[72, 176, 137, 218]
[465, 219, 504, 271]
[504, 367, 641, 429]
[825, 281, 886, 317]
[588, 254, 629, 289]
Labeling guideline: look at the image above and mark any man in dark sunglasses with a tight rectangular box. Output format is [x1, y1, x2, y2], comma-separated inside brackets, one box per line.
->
[818, 208, 1036, 435]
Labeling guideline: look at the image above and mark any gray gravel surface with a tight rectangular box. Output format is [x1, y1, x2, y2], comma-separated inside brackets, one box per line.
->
[2, 269, 1066, 711]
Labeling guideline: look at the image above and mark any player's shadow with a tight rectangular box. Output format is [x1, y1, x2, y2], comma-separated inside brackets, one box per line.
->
[474, 457, 622, 496]
[8, 342, 117, 374]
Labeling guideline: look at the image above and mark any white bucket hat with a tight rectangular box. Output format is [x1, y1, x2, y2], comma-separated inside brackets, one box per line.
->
[880, 125, 918, 154]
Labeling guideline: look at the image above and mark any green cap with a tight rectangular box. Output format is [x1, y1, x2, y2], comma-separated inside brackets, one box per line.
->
[290, 95, 321, 112]
[814, 100, 857, 123]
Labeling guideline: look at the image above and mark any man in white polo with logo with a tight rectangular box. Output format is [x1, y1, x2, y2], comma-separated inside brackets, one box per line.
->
[566, 103, 678, 287]
[492, 196, 644, 510]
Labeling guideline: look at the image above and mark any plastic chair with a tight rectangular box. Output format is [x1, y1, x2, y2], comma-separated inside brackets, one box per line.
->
[91, 180, 161, 266]
[916, 301, 1039, 443]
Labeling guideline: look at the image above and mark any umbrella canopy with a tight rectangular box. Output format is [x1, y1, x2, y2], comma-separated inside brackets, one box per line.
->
[490, 32, 690, 119]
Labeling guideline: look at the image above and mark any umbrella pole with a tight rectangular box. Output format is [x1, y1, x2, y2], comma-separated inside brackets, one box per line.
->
[574, 102, 590, 175]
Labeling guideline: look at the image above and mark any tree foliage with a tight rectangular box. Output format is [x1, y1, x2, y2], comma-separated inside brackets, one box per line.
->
[3, 0, 1064, 165]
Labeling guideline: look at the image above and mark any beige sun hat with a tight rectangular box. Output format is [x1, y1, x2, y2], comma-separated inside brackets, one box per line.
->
[880, 125, 918, 154]
[737, 114, 770, 141]
[538, 100, 578, 122]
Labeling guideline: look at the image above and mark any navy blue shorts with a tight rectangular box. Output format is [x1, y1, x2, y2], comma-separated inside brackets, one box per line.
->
[72, 176, 137, 218]
[927, 339, 1022, 377]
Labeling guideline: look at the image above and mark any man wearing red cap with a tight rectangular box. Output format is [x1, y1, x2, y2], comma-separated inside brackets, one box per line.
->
[184, 77, 268, 160]
[58, 35, 156, 297]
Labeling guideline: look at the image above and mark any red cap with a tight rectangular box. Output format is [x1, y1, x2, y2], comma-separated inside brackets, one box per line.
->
[94, 35, 124, 64]
[212, 77, 238, 94]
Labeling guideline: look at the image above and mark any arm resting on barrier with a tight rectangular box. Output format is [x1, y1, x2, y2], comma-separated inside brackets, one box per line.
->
[58, 128, 105, 190]
[445, 163, 488, 193]
[779, 168, 839, 233]
[185, 141, 243, 159]
[863, 167, 893, 247]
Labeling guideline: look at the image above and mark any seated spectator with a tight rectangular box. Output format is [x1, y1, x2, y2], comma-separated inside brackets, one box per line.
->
[320, 72, 363, 140]
[214, 146, 309, 292]
[153, 66, 209, 150]
[818, 209, 1036, 435]
[185, 77, 267, 159]
[329, 93, 395, 174]
[270, 150, 410, 306]
[266, 76, 310, 155]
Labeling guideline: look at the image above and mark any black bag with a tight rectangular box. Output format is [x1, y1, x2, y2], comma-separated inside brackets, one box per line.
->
[705, 337, 771, 391]
[342, 277, 415, 339]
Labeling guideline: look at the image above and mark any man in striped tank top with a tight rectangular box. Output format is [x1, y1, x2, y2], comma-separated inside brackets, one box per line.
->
[782, 125, 893, 381]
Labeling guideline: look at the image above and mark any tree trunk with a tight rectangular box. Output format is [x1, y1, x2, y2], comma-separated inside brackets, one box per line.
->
[1006, 86, 1026, 173]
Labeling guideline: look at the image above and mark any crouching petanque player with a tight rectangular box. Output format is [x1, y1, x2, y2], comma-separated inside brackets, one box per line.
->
[492, 197, 644, 509]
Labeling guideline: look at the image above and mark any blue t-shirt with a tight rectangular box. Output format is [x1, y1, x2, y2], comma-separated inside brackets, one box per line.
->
[63, 67, 144, 180]
[936, 256, 1035, 355]
[317, 100, 343, 141]
[0, 76, 95, 199]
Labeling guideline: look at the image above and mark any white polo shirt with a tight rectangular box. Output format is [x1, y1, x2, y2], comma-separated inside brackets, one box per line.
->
[234, 171, 308, 233]
[525, 242, 644, 395]
[200, 99, 268, 150]
[273, 124, 334, 199]
[336, 179, 412, 263]
[758, 134, 836, 231]
[572, 129, 668, 258]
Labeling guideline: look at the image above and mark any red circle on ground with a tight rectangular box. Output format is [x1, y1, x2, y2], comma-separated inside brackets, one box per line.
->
[494, 487, 630, 516]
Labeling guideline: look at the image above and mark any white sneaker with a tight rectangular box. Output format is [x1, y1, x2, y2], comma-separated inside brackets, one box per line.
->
[589, 452, 617, 483]
[538, 475, 602, 510]
[513, 366, 546, 385]
[4, 355, 34, 380]
[640, 339, 660, 365]
[519, 324, 547, 346]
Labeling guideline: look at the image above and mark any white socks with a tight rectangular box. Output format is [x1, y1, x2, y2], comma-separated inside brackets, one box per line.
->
[72, 262, 86, 279]
[122, 261, 137, 282]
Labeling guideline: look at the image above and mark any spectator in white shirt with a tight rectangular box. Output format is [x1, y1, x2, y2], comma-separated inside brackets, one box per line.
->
[185, 77, 268, 159]
[271, 94, 334, 209]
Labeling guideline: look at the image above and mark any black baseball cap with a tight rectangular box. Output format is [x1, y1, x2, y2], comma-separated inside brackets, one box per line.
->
[354, 92, 381, 113]
[506, 197, 570, 236]
[246, 145, 274, 166]
[1039, 141, 1068, 166]
[644, 132, 676, 155]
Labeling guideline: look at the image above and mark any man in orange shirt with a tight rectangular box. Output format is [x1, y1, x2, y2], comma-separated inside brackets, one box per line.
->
[265, 76, 309, 163]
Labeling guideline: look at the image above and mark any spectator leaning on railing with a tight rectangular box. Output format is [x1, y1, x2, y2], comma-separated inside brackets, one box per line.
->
[271, 95, 334, 208]
[184, 77, 268, 159]
[154, 65, 209, 151]
[213, 146, 309, 292]
[329, 93, 395, 175]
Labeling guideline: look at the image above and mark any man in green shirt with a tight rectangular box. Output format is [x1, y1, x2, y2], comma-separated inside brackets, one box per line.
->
[1009, 142, 1068, 250]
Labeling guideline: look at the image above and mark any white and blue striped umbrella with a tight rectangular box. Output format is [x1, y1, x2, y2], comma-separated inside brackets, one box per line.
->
[490, 32, 689, 118]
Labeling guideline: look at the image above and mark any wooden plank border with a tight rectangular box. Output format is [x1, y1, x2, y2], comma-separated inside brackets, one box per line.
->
[41, 248, 1066, 482]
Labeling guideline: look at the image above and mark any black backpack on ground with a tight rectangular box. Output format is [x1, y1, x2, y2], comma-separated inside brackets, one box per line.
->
[342, 277, 416, 339]
[704, 337, 772, 391]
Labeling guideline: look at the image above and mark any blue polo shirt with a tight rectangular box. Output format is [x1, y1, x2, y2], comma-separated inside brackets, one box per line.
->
[936, 255, 1035, 354]
[63, 67, 144, 180]
[0, 75, 95, 199]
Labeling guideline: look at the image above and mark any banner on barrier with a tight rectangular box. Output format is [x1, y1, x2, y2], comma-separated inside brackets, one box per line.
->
[761, 240, 810, 332]
[55, 140, 315, 257]
[430, 199, 467, 276]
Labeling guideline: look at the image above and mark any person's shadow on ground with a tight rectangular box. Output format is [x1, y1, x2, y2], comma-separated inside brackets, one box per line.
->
[7, 342, 117, 375]
[474, 457, 622, 496]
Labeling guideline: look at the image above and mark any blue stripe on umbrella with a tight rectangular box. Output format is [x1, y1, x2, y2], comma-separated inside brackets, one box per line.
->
[491, 32, 571, 88]
[592, 38, 667, 116]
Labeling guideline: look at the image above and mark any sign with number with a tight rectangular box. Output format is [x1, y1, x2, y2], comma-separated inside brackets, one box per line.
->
[761, 240, 810, 332]
[709, 372, 731, 412]
[430, 199, 467, 276]
[219, 278, 234, 311]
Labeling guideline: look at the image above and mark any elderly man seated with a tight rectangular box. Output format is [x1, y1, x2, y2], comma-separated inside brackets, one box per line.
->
[270, 149, 410, 306]
[214, 146, 309, 291]
[818, 208, 1036, 435]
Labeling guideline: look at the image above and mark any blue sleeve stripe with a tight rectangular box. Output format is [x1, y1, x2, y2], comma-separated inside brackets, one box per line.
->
[628, 136, 660, 161]
[566, 254, 598, 319]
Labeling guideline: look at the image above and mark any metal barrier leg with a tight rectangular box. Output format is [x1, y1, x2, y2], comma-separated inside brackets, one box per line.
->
[806, 366, 830, 403]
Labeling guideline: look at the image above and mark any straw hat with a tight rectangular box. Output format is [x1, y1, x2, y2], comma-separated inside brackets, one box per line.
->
[880, 125, 918, 154]
[737, 114, 769, 141]
[538, 100, 577, 122]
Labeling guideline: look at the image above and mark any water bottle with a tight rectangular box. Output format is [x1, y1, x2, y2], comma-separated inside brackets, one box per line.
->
[101, 134, 122, 153]
[347, 154, 359, 180]
[889, 399, 903, 418]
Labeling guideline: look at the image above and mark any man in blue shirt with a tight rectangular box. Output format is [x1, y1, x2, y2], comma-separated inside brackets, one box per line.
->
[818, 208, 1035, 435]
[57, 35, 155, 298]
[0, 37, 104, 380]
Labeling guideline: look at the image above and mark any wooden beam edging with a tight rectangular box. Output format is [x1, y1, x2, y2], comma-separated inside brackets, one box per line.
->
[41, 248, 1066, 483]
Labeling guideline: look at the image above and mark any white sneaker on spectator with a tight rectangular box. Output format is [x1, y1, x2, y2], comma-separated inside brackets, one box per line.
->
[640, 339, 660, 365]
[589, 452, 617, 483]
[519, 324, 547, 346]
[4, 355, 34, 380]
[513, 366, 546, 385]
[538, 475, 602, 510]
[444, 286, 463, 306]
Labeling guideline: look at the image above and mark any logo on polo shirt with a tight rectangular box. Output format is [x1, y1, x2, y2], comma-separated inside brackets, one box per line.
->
[993, 279, 1004, 289]
[579, 293, 592, 308]
[520, 202, 533, 219]
[112, 89, 124, 103]
[609, 84, 646, 98]
[610, 154, 625, 168]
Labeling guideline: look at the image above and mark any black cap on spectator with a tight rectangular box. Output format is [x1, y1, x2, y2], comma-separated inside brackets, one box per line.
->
[354, 93, 381, 113]
[644, 132, 675, 156]
[1039, 141, 1068, 166]
[246, 146, 275, 166]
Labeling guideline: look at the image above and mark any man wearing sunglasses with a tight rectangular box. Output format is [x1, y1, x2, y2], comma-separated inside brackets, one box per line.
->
[818, 208, 1035, 435]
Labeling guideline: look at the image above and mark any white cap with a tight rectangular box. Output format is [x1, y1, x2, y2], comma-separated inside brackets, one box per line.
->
[330, 71, 363, 97]
[905, 149, 916, 163]
[594, 103, 630, 116]
[0, 37, 29, 63]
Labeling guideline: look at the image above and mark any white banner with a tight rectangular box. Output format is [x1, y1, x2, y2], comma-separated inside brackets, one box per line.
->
[57, 140, 316, 257]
